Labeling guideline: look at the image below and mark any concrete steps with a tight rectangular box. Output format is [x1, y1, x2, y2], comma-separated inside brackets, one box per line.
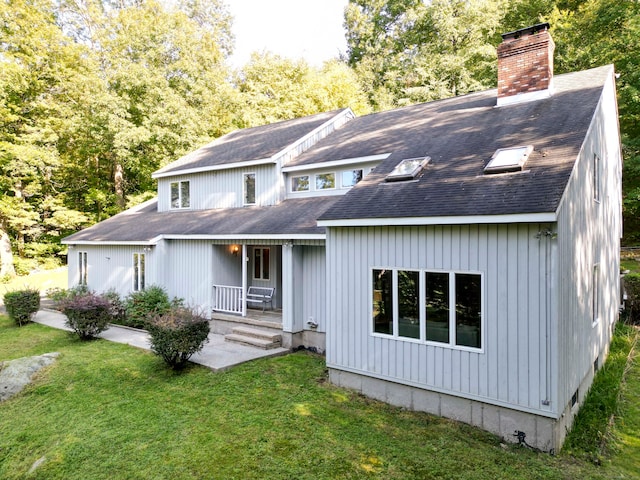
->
[224, 326, 282, 350]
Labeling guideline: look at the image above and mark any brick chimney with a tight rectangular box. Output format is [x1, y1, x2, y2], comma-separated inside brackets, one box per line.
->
[497, 23, 555, 106]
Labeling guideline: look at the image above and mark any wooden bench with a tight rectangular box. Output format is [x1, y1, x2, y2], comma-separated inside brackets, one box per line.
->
[245, 286, 275, 312]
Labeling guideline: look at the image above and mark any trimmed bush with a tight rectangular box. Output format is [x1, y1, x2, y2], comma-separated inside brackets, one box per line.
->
[102, 289, 127, 324]
[147, 307, 210, 369]
[48, 285, 92, 309]
[62, 293, 112, 340]
[124, 285, 182, 329]
[3, 288, 40, 326]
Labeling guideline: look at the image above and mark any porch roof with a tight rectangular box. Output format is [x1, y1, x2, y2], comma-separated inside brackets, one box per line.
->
[63, 197, 341, 244]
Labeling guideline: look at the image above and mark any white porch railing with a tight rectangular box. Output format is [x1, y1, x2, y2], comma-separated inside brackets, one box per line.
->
[212, 284, 244, 315]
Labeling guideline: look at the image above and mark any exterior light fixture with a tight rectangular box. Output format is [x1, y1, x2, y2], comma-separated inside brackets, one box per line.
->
[232, 245, 240, 256]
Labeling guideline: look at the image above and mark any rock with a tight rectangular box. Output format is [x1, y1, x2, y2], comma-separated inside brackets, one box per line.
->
[0, 352, 60, 402]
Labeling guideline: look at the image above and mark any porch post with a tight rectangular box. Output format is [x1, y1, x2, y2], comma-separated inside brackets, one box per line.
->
[241, 243, 247, 317]
[281, 242, 294, 333]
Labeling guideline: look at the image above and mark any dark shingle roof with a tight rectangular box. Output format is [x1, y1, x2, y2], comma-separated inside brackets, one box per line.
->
[315, 65, 614, 221]
[154, 109, 348, 176]
[64, 197, 341, 243]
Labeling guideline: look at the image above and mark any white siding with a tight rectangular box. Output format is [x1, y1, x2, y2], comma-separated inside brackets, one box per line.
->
[157, 164, 278, 211]
[326, 224, 556, 416]
[162, 240, 213, 310]
[67, 245, 158, 297]
[555, 71, 622, 412]
[300, 246, 326, 331]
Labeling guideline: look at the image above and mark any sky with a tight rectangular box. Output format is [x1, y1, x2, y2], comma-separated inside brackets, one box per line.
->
[227, 0, 349, 67]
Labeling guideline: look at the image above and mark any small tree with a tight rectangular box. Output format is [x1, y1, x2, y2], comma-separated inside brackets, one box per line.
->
[3, 288, 40, 326]
[147, 307, 210, 369]
[62, 293, 112, 340]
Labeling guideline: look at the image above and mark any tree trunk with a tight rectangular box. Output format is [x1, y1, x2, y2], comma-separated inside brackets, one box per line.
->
[0, 230, 15, 278]
[114, 161, 125, 210]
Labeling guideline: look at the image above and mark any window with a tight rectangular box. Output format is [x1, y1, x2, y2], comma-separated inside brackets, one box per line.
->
[372, 268, 482, 349]
[386, 157, 430, 182]
[315, 173, 335, 190]
[170, 180, 190, 209]
[484, 146, 532, 174]
[254, 247, 270, 280]
[78, 251, 88, 286]
[291, 176, 309, 192]
[342, 169, 363, 188]
[244, 173, 256, 205]
[133, 253, 145, 291]
[593, 153, 601, 202]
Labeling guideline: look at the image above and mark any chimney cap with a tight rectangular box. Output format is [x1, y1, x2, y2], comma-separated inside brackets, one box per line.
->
[501, 23, 550, 41]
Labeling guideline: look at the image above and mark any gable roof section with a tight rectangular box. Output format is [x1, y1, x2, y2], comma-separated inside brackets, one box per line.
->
[63, 197, 341, 244]
[153, 109, 350, 178]
[316, 65, 614, 224]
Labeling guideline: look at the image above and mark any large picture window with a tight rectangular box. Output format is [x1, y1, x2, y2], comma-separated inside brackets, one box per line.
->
[78, 251, 88, 286]
[170, 180, 190, 209]
[244, 173, 256, 205]
[372, 268, 482, 349]
[253, 247, 270, 280]
[133, 253, 145, 292]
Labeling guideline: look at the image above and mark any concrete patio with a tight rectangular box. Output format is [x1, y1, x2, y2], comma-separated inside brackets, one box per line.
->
[32, 309, 290, 371]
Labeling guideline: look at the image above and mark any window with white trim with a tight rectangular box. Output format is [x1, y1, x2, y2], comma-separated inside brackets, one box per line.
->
[244, 173, 256, 205]
[315, 172, 335, 190]
[341, 169, 363, 188]
[593, 153, 601, 202]
[133, 253, 145, 292]
[291, 176, 309, 192]
[253, 247, 270, 280]
[372, 268, 482, 349]
[170, 180, 190, 209]
[592, 263, 600, 324]
[78, 251, 88, 286]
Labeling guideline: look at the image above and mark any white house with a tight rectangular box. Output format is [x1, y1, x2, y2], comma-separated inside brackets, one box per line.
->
[64, 24, 622, 451]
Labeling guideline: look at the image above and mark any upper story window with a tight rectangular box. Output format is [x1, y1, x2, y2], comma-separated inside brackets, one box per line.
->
[342, 169, 363, 187]
[593, 153, 601, 202]
[244, 173, 256, 205]
[292, 175, 309, 192]
[372, 268, 482, 350]
[170, 180, 190, 209]
[315, 173, 335, 190]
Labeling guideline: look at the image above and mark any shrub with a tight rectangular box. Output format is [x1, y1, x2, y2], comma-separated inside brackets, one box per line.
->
[102, 289, 127, 324]
[622, 273, 640, 325]
[62, 293, 112, 340]
[48, 285, 92, 310]
[124, 285, 182, 329]
[12, 257, 37, 276]
[3, 288, 40, 326]
[147, 307, 210, 369]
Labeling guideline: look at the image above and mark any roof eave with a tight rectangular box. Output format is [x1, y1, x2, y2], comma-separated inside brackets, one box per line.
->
[317, 212, 558, 227]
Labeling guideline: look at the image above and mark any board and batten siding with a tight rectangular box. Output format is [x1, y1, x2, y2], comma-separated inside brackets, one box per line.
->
[555, 70, 622, 412]
[67, 245, 158, 297]
[162, 240, 213, 312]
[326, 224, 557, 416]
[157, 164, 278, 212]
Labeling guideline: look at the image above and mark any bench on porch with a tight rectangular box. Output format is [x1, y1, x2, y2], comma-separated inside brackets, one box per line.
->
[244, 286, 275, 312]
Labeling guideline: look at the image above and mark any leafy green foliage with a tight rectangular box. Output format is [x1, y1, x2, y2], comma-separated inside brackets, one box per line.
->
[61, 292, 112, 340]
[146, 307, 210, 369]
[622, 273, 640, 325]
[124, 285, 182, 329]
[3, 288, 40, 326]
[563, 323, 637, 462]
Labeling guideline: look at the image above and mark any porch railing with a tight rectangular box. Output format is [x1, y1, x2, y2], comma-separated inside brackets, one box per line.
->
[212, 284, 244, 315]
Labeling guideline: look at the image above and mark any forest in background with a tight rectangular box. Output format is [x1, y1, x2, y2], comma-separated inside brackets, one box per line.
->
[1, 0, 638, 277]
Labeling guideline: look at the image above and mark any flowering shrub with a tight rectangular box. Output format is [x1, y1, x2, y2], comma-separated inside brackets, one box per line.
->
[147, 307, 210, 369]
[62, 293, 112, 340]
[3, 288, 40, 326]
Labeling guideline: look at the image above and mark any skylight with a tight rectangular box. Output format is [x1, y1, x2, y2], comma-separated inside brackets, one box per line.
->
[385, 156, 430, 182]
[484, 146, 533, 174]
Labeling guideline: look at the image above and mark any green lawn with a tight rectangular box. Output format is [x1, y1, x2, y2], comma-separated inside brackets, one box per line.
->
[0, 267, 67, 300]
[0, 315, 638, 480]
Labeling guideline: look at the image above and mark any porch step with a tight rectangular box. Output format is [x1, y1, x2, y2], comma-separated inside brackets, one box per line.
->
[225, 326, 282, 350]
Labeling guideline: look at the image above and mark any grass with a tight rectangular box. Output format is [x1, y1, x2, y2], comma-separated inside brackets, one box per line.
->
[0, 267, 67, 299]
[1, 317, 638, 479]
